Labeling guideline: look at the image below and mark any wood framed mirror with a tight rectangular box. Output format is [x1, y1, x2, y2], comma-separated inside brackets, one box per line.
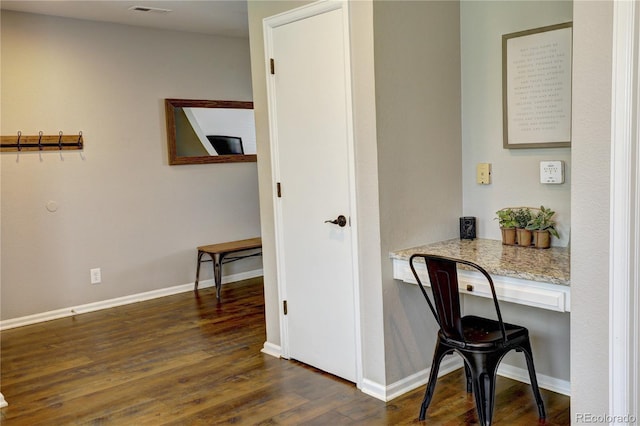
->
[165, 99, 257, 165]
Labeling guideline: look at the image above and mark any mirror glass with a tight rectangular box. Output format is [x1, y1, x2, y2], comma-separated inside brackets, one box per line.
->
[165, 99, 257, 165]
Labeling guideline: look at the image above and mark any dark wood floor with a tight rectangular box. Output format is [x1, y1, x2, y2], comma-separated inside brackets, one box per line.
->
[1, 278, 570, 425]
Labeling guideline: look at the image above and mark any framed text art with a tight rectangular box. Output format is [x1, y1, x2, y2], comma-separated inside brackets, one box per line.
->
[502, 22, 572, 149]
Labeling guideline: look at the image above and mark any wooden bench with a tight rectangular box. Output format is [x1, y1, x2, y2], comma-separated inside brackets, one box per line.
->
[195, 237, 262, 300]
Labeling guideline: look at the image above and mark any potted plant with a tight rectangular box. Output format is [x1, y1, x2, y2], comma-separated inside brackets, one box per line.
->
[525, 205, 560, 249]
[514, 207, 533, 246]
[495, 208, 517, 245]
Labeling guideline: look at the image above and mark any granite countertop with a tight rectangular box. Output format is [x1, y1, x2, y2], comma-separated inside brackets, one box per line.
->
[390, 238, 570, 286]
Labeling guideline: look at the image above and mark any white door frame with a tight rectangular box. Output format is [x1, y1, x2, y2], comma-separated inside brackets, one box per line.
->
[263, 0, 363, 387]
[610, 0, 639, 421]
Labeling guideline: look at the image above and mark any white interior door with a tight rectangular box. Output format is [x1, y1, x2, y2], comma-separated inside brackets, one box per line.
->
[265, 2, 359, 383]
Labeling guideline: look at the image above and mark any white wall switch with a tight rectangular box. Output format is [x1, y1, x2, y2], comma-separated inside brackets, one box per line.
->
[476, 163, 491, 184]
[540, 160, 564, 184]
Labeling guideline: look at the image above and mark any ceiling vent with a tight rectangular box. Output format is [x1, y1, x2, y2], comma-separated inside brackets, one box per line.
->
[128, 6, 172, 13]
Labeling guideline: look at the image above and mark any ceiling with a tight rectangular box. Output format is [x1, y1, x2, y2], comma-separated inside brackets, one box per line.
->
[0, 0, 249, 38]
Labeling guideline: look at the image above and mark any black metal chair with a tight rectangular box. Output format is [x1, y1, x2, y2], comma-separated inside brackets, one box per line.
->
[409, 254, 546, 425]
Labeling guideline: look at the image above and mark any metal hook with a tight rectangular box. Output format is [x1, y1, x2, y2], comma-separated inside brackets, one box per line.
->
[16, 131, 22, 151]
[38, 131, 44, 150]
[58, 131, 63, 150]
[77, 131, 83, 148]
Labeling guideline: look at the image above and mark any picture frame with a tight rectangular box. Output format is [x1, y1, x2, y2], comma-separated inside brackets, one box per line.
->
[165, 99, 257, 165]
[502, 22, 573, 149]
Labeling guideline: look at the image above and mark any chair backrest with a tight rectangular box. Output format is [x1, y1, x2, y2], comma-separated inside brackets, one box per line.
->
[207, 135, 244, 155]
[409, 254, 507, 343]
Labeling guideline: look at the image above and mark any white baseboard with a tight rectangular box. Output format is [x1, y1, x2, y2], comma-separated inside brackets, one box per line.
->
[360, 355, 570, 402]
[261, 341, 282, 358]
[361, 356, 462, 401]
[497, 363, 571, 396]
[360, 378, 387, 401]
[0, 269, 263, 331]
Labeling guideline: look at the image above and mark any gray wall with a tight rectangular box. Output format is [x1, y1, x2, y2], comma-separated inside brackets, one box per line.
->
[461, 1, 572, 246]
[571, 0, 613, 417]
[1, 11, 261, 320]
[372, 0, 463, 384]
[459, 0, 573, 382]
[350, 0, 387, 386]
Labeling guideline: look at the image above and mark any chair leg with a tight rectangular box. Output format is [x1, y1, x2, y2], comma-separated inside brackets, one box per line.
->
[419, 340, 451, 421]
[519, 340, 546, 419]
[464, 361, 473, 393]
[464, 352, 501, 426]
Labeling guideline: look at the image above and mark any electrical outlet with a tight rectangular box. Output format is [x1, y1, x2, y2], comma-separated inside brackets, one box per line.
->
[90, 268, 102, 284]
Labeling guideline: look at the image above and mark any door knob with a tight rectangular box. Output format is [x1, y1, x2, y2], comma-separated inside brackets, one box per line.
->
[325, 215, 347, 227]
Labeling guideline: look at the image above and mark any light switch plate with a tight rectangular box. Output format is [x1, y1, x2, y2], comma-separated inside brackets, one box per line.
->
[540, 160, 564, 184]
[477, 163, 491, 184]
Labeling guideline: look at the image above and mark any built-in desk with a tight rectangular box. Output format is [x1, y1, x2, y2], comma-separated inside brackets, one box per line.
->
[390, 238, 570, 312]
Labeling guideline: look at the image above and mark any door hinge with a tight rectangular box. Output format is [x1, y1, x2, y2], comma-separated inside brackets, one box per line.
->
[270, 58, 275, 75]
[283, 300, 288, 315]
[277, 182, 282, 198]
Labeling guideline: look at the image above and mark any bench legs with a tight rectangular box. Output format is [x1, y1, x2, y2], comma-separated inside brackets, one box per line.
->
[195, 251, 205, 290]
[194, 251, 225, 300]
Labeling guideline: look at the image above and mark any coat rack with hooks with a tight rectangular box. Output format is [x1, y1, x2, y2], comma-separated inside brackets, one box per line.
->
[0, 131, 84, 152]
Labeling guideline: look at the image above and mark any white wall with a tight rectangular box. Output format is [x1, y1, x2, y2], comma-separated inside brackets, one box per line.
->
[350, 0, 387, 387]
[461, 1, 572, 246]
[0, 11, 261, 320]
[571, 0, 613, 417]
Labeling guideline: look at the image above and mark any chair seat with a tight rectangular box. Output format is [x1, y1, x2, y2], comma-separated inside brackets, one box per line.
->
[452, 315, 528, 348]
